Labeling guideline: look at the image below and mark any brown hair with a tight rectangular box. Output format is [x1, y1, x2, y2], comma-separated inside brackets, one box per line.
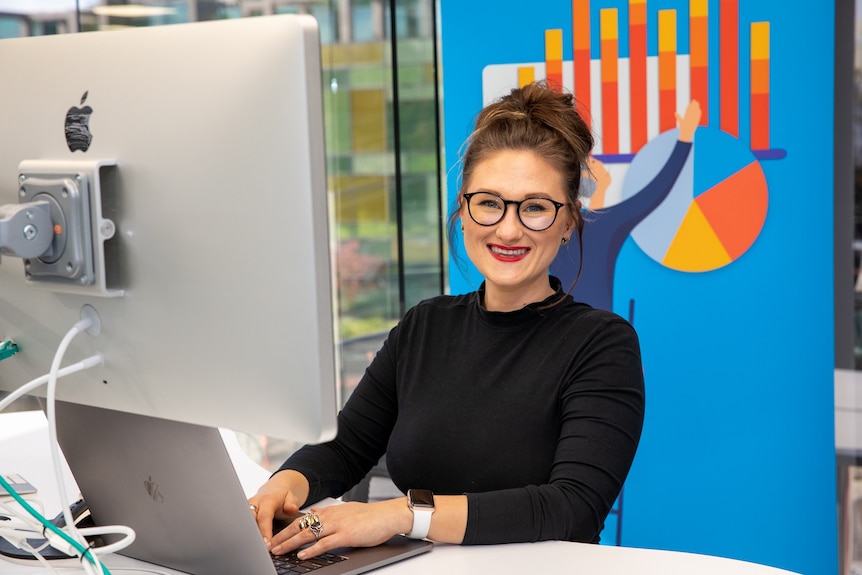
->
[447, 81, 595, 290]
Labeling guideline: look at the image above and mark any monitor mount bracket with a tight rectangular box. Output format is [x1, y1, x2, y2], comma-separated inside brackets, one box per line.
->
[1, 159, 122, 297]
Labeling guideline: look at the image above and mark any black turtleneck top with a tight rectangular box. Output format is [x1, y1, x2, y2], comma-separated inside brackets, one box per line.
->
[279, 277, 645, 544]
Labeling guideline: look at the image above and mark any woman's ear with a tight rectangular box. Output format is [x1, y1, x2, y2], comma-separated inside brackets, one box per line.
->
[565, 208, 577, 232]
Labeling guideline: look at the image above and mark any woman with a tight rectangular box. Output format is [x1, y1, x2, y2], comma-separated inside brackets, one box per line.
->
[250, 81, 645, 559]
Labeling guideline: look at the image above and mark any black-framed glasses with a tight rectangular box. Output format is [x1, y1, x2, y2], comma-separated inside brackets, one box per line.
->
[463, 192, 568, 232]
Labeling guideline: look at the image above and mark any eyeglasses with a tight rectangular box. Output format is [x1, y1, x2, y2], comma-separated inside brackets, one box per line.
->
[462, 192, 568, 232]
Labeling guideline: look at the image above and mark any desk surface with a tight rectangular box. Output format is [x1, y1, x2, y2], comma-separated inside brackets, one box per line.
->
[374, 542, 800, 575]
[0, 410, 801, 575]
[0, 540, 803, 575]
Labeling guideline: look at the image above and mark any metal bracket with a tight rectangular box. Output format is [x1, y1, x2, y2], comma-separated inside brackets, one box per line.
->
[0, 200, 54, 260]
[17, 159, 122, 297]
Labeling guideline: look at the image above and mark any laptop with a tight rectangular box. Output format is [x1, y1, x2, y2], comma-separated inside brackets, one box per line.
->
[44, 401, 432, 575]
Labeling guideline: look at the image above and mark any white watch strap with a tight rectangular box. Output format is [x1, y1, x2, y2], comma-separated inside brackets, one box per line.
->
[407, 507, 433, 539]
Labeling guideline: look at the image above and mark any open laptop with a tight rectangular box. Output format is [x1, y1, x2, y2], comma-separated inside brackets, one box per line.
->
[41, 401, 432, 575]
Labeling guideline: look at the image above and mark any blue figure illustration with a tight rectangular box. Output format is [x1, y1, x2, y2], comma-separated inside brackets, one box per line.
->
[551, 100, 702, 312]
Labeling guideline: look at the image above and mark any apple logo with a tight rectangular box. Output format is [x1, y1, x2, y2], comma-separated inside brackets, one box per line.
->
[65, 91, 93, 152]
[144, 475, 165, 503]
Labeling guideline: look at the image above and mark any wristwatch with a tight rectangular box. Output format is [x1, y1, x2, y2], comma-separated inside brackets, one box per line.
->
[406, 489, 435, 539]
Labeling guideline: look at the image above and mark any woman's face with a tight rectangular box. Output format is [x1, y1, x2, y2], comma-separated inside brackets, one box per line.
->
[460, 149, 573, 311]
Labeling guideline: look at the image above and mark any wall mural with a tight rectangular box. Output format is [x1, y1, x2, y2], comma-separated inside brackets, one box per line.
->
[441, 2, 837, 574]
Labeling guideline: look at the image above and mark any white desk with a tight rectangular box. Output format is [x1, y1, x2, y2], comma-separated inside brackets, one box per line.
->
[0, 542, 804, 575]
[372, 541, 801, 575]
[0, 410, 801, 575]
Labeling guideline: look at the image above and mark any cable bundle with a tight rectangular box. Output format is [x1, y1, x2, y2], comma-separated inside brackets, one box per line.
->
[0, 317, 135, 575]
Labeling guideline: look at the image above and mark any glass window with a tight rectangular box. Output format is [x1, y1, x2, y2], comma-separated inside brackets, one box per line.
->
[0, 17, 23, 38]
[352, 0, 377, 43]
[309, 3, 338, 45]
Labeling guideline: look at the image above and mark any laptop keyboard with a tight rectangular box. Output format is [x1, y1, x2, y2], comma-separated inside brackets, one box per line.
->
[270, 551, 347, 575]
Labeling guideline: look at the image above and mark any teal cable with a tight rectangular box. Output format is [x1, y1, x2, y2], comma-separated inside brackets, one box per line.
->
[0, 473, 110, 575]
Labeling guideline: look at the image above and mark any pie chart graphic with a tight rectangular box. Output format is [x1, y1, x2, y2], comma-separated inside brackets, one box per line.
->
[622, 127, 769, 273]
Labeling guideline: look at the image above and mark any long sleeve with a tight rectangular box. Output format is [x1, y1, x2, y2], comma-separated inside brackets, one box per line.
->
[277, 325, 402, 506]
[384, 287, 644, 544]
[461, 316, 644, 544]
[279, 282, 645, 544]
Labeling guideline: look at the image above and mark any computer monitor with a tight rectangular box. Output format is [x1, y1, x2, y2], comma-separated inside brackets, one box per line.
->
[0, 15, 339, 444]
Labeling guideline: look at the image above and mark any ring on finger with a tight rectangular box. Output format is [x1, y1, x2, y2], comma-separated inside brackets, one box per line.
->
[309, 517, 323, 540]
[298, 512, 319, 531]
[298, 512, 323, 540]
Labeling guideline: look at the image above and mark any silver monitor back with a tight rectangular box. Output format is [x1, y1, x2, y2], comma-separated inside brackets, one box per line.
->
[0, 15, 339, 443]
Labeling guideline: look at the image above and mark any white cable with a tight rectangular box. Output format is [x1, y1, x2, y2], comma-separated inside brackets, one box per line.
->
[78, 525, 135, 556]
[0, 517, 40, 533]
[0, 500, 59, 565]
[45, 319, 92, 548]
[1, 316, 136, 574]
[42, 318, 134, 572]
[0, 525, 41, 549]
[19, 539, 61, 575]
[0, 500, 42, 535]
[0, 500, 53, 558]
[21, 496, 46, 517]
[43, 318, 110, 575]
[0, 352, 104, 412]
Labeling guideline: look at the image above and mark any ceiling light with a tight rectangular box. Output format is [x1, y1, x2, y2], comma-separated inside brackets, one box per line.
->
[91, 5, 177, 18]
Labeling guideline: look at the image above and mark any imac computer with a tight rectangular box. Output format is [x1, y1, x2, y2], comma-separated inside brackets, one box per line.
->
[0, 18, 441, 575]
[0, 15, 339, 443]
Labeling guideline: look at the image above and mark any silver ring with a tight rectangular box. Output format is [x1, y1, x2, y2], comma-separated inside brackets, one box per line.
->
[298, 512, 319, 530]
[309, 518, 323, 540]
[249, 504, 258, 513]
[299, 512, 323, 540]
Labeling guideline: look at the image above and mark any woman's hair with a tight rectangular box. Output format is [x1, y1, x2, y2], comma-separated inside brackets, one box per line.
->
[447, 81, 595, 290]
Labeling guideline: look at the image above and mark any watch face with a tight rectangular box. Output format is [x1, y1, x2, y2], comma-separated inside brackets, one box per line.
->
[409, 489, 434, 508]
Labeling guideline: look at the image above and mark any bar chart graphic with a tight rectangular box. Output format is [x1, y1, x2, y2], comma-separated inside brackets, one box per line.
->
[482, 0, 782, 273]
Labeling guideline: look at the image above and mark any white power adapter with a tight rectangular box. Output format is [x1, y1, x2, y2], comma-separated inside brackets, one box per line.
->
[44, 527, 79, 557]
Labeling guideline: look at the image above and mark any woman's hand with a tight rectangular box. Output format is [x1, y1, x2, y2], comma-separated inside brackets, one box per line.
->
[248, 470, 311, 548]
[268, 498, 414, 560]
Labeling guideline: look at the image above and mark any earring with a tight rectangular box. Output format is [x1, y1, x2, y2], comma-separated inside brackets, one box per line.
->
[561, 236, 569, 246]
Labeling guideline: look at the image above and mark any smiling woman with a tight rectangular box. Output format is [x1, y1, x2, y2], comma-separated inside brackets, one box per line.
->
[450, 81, 594, 311]
[249, 81, 645, 558]
[459, 148, 573, 311]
